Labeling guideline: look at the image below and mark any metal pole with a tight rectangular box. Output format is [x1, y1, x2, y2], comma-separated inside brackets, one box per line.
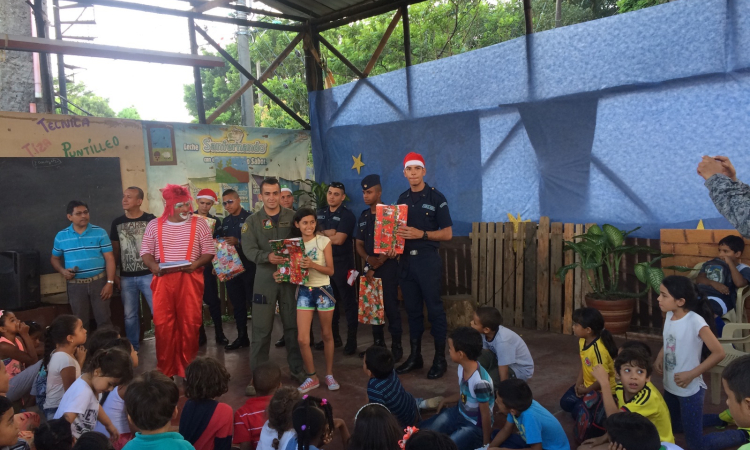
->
[555, 0, 562, 28]
[524, 0, 533, 34]
[188, 19, 207, 124]
[236, 0, 254, 127]
[52, 0, 68, 114]
[256, 60, 263, 107]
[401, 4, 411, 67]
[33, 0, 55, 113]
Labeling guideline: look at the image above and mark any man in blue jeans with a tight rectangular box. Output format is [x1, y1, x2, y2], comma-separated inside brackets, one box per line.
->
[110, 187, 156, 351]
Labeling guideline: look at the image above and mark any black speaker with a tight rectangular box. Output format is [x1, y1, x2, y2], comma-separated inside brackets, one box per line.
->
[0, 250, 41, 311]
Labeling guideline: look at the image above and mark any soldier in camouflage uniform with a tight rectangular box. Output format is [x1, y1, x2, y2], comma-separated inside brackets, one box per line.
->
[699, 155, 750, 238]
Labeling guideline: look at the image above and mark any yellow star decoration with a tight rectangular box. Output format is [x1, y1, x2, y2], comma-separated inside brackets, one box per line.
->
[697, 219, 705, 230]
[507, 213, 531, 233]
[351, 153, 365, 174]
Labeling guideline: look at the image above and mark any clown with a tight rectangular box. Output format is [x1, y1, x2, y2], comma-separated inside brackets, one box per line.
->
[140, 184, 215, 378]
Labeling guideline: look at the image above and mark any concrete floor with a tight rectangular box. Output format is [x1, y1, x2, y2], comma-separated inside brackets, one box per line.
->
[136, 314, 732, 450]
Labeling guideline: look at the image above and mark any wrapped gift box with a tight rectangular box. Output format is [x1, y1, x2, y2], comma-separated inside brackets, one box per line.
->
[358, 277, 385, 325]
[212, 238, 245, 282]
[374, 204, 407, 254]
[270, 238, 308, 285]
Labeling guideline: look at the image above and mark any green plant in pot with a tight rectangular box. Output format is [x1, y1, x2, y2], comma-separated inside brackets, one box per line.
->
[556, 224, 675, 334]
[293, 179, 351, 210]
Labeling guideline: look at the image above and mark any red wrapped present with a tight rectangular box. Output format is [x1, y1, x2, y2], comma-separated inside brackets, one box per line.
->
[374, 204, 407, 254]
[269, 238, 309, 285]
[358, 277, 385, 325]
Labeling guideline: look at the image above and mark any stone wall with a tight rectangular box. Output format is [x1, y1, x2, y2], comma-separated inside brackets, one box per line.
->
[0, 1, 35, 112]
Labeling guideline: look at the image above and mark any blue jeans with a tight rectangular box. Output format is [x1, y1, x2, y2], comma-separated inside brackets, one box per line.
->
[120, 274, 154, 351]
[420, 406, 483, 449]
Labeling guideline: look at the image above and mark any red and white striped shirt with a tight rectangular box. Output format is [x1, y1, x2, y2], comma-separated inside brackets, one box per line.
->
[140, 217, 215, 263]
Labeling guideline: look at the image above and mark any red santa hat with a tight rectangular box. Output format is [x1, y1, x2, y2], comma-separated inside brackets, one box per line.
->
[196, 188, 218, 202]
[403, 152, 425, 169]
[160, 184, 192, 221]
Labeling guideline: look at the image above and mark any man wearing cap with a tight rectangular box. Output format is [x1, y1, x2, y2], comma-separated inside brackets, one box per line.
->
[218, 189, 256, 351]
[110, 187, 156, 351]
[355, 174, 403, 361]
[51, 200, 116, 331]
[280, 186, 295, 210]
[140, 184, 216, 378]
[242, 178, 305, 390]
[395, 152, 453, 379]
[194, 188, 228, 347]
[316, 181, 358, 354]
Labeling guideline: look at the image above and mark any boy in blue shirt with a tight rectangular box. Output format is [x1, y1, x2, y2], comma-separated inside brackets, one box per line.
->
[490, 379, 570, 450]
[421, 327, 494, 449]
[123, 371, 192, 450]
[471, 306, 534, 387]
[364, 345, 420, 427]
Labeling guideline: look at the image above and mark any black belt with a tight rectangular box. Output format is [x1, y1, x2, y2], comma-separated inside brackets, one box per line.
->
[403, 247, 438, 256]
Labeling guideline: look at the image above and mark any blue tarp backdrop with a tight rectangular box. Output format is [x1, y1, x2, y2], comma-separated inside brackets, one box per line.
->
[310, 0, 750, 238]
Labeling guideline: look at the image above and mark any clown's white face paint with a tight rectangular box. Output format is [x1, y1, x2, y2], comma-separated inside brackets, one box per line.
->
[179, 213, 190, 220]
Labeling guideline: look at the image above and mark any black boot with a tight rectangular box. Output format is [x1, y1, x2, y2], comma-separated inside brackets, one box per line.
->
[199, 325, 207, 347]
[358, 328, 386, 358]
[396, 339, 423, 374]
[391, 334, 403, 363]
[275, 336, 286, 348]
[225, 330, 250, 351]
[343, 329, 358, 356]
[214, 321, 229, 346]
[427, 338, 448, 379]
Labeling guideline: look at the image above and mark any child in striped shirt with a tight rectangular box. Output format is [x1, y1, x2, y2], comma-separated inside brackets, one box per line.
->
[363, 346, 419, 427]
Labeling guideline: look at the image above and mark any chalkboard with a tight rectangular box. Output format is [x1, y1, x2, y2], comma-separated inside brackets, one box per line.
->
[0, 158, 124, 274]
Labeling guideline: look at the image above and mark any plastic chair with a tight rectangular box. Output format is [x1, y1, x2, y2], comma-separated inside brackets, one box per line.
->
[708, 323, 750, 404]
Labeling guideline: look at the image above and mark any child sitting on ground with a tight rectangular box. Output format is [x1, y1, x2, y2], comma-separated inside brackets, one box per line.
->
[364, 345, 420, 427]
[93, 337, 140, 450]
[123, 371, 189, 450]
[490, 379, 570, 450]
[286, 395, 349, 450]
[0, 311, 39, 403]
[39, 315, 87, 420]
[471, 306, 534, 387]
[234, 362, 282, 450]
[0, 396, 26, 450]
[403, 430, 457, 450]
[179, 357, 233, 450]
[348, 403, 402, 450]
[257, 386, 300, 450]
[421, 327, 494, 449]
[695, 235, 750, 335]
[54, 347, 133, 439]
[605, 412, 683, 450]
[580, 346, 674, 449]
[33, 419, 74, 450]
[717, 354, 750, 450]
[72, 431, 114, 450]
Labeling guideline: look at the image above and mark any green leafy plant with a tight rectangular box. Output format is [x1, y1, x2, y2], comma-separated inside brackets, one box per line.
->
[556, 224, 685, 299]
[292, 179, 350, 210]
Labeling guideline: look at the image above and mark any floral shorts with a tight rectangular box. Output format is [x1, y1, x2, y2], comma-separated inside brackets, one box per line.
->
[296, 285, 336, 311]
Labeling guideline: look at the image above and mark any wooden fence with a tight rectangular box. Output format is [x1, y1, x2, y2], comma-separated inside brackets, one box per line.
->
[471, 218, 663, 335]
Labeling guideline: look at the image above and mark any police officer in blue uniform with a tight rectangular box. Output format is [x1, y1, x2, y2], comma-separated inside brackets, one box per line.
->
[395, 152, 453, 379]
[354, 174, 403, 361]
[218, 189, 257, 351]
[316, 181, 358, 355]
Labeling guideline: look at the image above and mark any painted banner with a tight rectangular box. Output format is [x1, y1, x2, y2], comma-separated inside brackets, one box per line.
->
[145, 123, 311, 217]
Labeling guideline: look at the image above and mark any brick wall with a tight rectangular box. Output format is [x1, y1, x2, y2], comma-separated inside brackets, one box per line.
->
[660, 229, 750, 274]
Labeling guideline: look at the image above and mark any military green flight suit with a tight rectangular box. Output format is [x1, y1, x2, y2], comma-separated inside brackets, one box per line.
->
[241, 207, 304, 379]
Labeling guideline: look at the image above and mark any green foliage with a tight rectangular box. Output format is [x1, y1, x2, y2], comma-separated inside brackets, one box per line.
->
[294, 179, 330, 210]
[617, 0, 668, 13]
[556, 224, 676, 299]
[54, 79, 141, 119]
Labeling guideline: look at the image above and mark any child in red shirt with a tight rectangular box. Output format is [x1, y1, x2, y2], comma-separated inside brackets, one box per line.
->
[179, 357, 233, 450]
[234, 362, 282, 450]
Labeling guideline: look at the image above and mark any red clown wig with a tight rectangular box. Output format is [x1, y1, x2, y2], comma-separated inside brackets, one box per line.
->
[160, 184, 192, 222]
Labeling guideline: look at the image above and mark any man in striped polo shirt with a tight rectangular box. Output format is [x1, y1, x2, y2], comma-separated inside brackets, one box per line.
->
[51, 200, 116, 330]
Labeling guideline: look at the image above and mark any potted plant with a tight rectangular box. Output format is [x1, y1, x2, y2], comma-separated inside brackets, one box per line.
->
[556, 224, 676, 334]
[293, 179, 350, 210]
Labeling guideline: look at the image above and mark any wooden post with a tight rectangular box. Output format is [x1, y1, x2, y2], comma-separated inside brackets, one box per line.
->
[188, 18, 207, 124]
[523, 0, 533, 35]
[478, 223, 488, 306]
[536, 217, 550, 330]
[363, 9, 402, 77]
[503, 223, 515, 325]
[317, 34, 365, 78]
[402, 4, 412, 67]
[574, 223, 584, 310]
[515, 224, 525, 327]
[494, 223, 504, 311]
[555, 0, 562, 28]
[486, 223, 496, 307]
[523, 222, 537, 329]
[550, 222, 564, 333]
[563, 223, 575, 334]
[471, 222, 479, 301]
